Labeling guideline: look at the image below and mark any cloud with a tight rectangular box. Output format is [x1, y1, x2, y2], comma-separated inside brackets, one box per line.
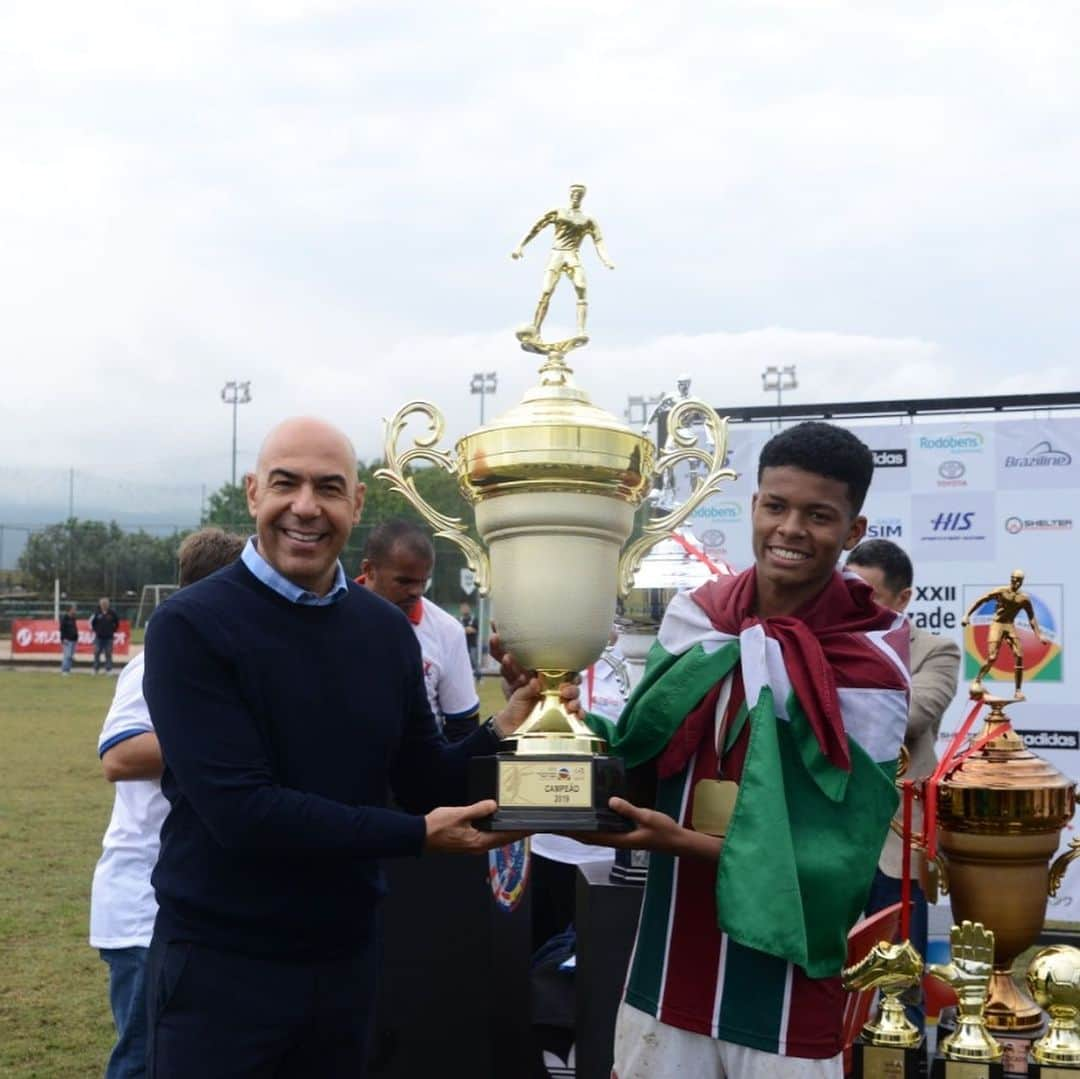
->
[1, 0, 1078, 522]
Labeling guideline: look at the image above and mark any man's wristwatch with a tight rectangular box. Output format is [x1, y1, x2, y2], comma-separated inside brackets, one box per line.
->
[484, 714, 508, 741]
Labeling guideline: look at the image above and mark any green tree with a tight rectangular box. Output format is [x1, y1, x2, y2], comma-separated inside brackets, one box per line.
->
[201, 483, 251, 533]
[18, 519, 183, 595]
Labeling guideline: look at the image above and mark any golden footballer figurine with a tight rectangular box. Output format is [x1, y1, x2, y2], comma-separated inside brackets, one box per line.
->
[511, 183, 614, 355]
[961, 569, 1050, 701]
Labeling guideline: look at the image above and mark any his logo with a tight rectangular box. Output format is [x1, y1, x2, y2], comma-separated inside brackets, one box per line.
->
[872, 449, 907, 468]
[868, 518, 903, 539]
[963, 585, 1063, 684]
[919, 432, 984, 453]
[931, 511, 974, 532]
[1004, 440, 1073, 469]
[488, 840, 530, 913]
[938, 460, 966, 480]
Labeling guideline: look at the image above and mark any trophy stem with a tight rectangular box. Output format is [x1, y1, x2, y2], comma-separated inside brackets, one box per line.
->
[864, 991, 923, 1048]
[508, 671, 607, 755]
[985, 969, 1044, 1031]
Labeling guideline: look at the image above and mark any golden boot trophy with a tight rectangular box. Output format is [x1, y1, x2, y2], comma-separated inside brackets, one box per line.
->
[378, 186, 734, 831]
[843, 938, 926, 1077]
[1027, 945, 1080, 1076]
[928, 921, 1004, 1078]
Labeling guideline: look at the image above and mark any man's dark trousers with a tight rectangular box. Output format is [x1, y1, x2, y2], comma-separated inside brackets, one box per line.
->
[146, 929, 378, 1078]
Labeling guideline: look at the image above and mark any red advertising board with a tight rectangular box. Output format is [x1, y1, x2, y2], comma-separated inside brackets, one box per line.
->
[11, 619, 131, 656]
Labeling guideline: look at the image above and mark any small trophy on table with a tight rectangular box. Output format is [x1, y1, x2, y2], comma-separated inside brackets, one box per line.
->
[928, 921, 1004, 1078]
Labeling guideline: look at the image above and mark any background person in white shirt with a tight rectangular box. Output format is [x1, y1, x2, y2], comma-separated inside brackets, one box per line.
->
[359, 518, 481, 741]
[89, 528, 244, 1079]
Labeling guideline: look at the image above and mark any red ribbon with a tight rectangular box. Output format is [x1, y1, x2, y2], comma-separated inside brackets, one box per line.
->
[668, 530, 726, 576]
[900, 780, 913, 941]
[923, 699, 986, 860]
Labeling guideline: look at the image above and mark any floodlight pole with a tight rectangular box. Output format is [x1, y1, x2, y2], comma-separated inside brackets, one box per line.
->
[761, 365, 798, 430]
[221, 380, 253, 487]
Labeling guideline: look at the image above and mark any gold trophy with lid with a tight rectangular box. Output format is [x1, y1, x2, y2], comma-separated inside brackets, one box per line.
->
[934, 572, 1078, 1038]
[377, 185, 734, 830]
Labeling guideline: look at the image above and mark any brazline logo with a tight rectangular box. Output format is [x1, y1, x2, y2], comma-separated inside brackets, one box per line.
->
[1004, 440, 1072, 469]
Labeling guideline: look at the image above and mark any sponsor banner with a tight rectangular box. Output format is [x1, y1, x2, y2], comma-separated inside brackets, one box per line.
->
[860, 430, 912, 493]
[11, 619, 131, 656]
[910, 492, 996, 563]
[911, 423, 996, 491]
[996, 419, 1079, 490]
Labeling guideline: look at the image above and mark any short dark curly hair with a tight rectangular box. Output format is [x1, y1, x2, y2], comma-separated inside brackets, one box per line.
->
[757, 421, 874, 514]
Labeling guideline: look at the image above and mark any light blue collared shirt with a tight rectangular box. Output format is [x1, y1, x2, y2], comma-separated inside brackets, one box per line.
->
[241, 537, 350, 607]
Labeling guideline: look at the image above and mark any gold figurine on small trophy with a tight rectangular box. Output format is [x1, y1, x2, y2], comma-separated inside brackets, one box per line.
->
[962, 569, 1050, 703]
[928, 921, 1004, 1077]
[1026, 945, 1080, 1073]
[511, 182, 614, 356]
[843, 939, 925, 1076]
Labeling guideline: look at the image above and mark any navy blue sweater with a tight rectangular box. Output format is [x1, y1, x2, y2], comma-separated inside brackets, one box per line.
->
[143, 560, 499, 959]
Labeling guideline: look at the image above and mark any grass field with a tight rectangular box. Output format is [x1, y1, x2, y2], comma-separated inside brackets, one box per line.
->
[0, 667, 507, 1078]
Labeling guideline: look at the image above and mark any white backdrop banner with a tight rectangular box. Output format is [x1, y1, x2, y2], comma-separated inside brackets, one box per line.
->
[686, 416, 1080, 919]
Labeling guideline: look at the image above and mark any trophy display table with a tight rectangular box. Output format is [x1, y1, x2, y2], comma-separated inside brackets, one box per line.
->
[574, 859, 645, 1079]
[369, 850, 533, 1079]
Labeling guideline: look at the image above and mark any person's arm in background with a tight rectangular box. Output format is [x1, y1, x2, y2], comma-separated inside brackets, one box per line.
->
[909, 635, 961, 746]
[98, 655, 163, 781]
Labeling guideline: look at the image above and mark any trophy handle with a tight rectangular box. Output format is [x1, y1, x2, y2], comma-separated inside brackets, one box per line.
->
[1049, 836, 1080, 898]
[374, 401, 491, 594]
[616, 399, 737, 597]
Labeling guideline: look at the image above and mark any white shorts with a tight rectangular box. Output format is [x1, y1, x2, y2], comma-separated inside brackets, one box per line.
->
[612, 1002, 844, 1079]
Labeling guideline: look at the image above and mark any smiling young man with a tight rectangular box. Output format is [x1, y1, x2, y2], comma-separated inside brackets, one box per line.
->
[141, 417, 568, 1079]
[583, 421, 912, 1078]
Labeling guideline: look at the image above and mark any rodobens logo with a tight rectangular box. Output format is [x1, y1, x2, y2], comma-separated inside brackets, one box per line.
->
[963, 584, 1063, 683]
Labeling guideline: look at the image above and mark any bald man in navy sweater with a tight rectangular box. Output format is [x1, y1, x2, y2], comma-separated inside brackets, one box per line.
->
[142, 417, 571, 1078]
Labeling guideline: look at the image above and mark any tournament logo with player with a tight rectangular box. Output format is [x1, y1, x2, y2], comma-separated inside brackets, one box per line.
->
[963, 584, 1063, 683]
[488, 839, 530, 913]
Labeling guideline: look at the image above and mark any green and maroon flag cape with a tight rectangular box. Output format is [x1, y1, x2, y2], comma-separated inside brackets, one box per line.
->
[589, 567, 911, 977]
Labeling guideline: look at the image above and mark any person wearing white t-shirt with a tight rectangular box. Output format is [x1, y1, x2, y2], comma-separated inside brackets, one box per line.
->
[89, 528, 244, 1079]
[359, 519, 480, 741]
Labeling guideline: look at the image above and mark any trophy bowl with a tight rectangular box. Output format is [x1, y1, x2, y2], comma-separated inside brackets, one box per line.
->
[377, 353, 735, 832]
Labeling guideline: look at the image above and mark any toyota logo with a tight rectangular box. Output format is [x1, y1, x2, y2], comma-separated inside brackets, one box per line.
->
[938, 460, 966, 480]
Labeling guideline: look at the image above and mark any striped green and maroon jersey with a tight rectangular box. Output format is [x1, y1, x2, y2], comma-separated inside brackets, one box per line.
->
[622, 672, 846, 1060]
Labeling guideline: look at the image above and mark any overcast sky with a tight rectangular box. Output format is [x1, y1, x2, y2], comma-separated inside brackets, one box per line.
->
[2, 0, 1078, 512]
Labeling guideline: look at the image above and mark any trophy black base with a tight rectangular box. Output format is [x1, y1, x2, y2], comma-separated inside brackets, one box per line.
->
[469, 752, 632, 832]
[1029, 1061, 1080, 1078]
[931, 1055, 1005, 1078]
[853, 1037, 926, 1078]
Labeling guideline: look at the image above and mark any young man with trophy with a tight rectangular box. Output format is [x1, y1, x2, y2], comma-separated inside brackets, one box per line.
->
[582, 421, 912, 1078]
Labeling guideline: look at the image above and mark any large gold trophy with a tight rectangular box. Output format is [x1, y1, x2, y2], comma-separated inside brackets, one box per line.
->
[934, 571, 1079, 1036]
[377, 186, 734, 830]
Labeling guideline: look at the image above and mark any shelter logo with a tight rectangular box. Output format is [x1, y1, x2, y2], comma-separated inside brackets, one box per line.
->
[1004, 516, 1072, 534]
[963, 584, 1063, 683]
